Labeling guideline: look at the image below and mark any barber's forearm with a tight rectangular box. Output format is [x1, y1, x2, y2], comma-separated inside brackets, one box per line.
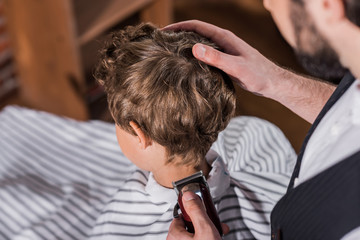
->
[265, 66, 336, 124]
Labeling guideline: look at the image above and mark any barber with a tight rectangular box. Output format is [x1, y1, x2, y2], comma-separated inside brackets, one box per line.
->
[165, 0, 360, 239]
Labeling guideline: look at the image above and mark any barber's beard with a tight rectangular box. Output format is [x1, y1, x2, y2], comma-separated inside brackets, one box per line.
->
[294, 47, 347, 82]
[290, 4, 348, 83]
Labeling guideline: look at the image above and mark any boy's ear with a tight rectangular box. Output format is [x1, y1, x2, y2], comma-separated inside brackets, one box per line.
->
[129, 121, 152, 149]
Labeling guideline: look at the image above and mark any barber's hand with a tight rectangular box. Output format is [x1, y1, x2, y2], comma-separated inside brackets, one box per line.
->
[164, 20, 336, 123]
[163, 20, 282, 98]
[167, 191, 229, 240]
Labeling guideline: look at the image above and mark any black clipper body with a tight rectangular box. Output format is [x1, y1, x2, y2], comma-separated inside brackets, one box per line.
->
[172, 171, 223, 236]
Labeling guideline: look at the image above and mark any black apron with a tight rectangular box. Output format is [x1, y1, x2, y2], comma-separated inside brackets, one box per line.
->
[271, 73, 360, 240]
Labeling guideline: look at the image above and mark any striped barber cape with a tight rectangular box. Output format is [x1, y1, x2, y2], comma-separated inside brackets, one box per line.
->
[0, 106, 296, 240]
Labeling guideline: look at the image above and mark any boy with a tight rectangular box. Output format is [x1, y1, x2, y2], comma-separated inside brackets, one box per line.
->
[94, 22, 235, 191]
[90, 23, 296, 240]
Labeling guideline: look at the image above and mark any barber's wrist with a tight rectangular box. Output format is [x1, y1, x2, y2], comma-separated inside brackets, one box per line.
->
[260, 63, 289, 100]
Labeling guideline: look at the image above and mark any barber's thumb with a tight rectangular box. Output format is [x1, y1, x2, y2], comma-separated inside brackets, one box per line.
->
[192, 43, 220, 62]
[193, 43, 226, 69]
[182, 192, 218, 233]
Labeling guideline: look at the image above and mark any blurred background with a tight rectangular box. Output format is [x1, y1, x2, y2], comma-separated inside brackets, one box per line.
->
[0, 0, 312, 152]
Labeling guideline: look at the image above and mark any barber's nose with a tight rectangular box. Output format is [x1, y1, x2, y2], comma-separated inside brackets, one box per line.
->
[263, 0, 271, 11]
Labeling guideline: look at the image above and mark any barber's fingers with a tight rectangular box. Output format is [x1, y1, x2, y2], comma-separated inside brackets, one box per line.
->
[163, 20, 247, 54]
[167, 216, 193, 240]
[163, 20, 223, 43]
[167, 192, 229, 240]
[182, 191, 221, 239]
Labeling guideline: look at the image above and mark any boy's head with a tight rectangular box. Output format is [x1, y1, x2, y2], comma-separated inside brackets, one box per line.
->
[95, 23, 236, 168]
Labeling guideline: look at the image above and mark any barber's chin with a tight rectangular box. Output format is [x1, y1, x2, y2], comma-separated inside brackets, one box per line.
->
[295, 51, 348, 84]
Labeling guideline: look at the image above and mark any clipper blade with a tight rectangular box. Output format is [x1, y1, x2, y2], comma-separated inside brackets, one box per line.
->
[172, 171, 207, 195]
[172, 170, 223, 236]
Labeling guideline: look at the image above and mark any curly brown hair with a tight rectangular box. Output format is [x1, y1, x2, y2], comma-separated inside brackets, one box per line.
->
[95, 23, 236, 167]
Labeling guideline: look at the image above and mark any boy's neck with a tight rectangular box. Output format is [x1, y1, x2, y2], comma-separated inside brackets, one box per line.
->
[152, 157, 212, 189]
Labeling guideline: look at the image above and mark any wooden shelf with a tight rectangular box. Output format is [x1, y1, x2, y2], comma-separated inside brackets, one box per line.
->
[74, 0, 152, 46]
[3, 0, 88, 120]
[2, 0, 172, 120]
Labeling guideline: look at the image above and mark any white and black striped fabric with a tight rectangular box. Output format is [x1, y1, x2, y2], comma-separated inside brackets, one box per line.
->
[0, 106, 296, 240]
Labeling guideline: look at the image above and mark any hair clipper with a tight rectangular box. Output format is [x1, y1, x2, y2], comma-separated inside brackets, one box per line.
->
[172, 171, 223, 236]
